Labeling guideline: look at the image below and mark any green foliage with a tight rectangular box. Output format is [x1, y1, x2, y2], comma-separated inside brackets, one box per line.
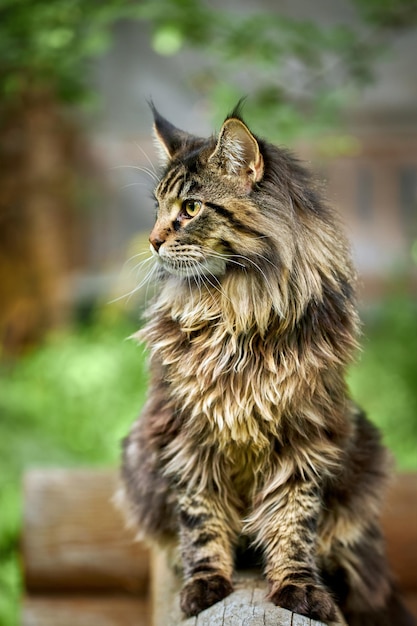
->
[353, 0, 417, 28]
[348, 296, 417, 470]
[0, 0, 142, 102]
[0, 312, 148, 625]
[0, 315, 148, 471]
[1, 0, 416, 138]
[141, 0, 417, 140]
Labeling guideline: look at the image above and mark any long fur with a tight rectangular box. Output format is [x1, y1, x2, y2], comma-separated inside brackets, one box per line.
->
[120, 108, 415, 625]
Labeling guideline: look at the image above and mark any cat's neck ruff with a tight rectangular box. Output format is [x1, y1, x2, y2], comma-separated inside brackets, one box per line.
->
[147, 270, 293, 337]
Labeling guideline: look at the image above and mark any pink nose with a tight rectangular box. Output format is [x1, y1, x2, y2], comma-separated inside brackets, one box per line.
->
[149, 230, 165, 252]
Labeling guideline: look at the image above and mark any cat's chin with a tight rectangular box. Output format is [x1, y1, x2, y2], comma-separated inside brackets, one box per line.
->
[158, 257, 227, 280]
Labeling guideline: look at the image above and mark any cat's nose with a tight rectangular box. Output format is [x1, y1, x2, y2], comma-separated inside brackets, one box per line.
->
[149, 230, 165, 252]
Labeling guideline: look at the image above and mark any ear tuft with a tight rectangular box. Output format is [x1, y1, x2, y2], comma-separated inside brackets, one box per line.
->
[209, 118, 264, 189]
[149, 102, 191, 163]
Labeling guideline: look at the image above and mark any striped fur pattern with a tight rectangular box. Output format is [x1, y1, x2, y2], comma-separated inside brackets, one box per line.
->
[120, 106, 414, 625]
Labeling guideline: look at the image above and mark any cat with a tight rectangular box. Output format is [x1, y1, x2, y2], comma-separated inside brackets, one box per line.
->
[119, 103, 415, 626]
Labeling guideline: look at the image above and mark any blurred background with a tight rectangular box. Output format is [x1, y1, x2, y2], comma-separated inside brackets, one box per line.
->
[0, 0, 416, 623]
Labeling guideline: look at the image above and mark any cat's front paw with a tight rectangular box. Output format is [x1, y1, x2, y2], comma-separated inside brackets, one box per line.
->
[270, 582, 338, 623]
[180, 574, 233, 616]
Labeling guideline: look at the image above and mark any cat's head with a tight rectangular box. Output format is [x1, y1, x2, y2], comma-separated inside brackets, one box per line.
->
[147, 104, 355, 331]
[149, 103, 271, 279]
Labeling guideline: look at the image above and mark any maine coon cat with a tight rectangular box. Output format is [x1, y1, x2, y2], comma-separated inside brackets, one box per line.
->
[120, 104, 414, 625]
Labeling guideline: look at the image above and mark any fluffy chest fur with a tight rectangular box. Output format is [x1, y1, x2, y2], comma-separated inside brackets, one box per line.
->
[134, 259, 357, 498]
[152, 324, 281, 448]
[138, 276, 344, 461]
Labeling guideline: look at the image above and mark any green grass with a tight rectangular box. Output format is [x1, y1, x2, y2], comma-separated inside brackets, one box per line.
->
[348, 296, 417, 471]
[0, 297, 416, 624]
[0, 311, 149, 626]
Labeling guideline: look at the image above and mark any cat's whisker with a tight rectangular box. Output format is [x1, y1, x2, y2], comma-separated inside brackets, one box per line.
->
[197, 262, 232, 305]
[222, 249, 279, 274]
[185, 261, 195, 310]
[144, 263, 159, 307]
[253, 235, 270, 240]
[122, 254, 154, 279]
[192, 266, 203, 306]
[125, 250, 152, 262]
[132, 256, 154, 282]
[251, 250, 280, 272]
[199, 273, 219, 307]
[110, 164, 159, 183]
[204, 248, 275, 293]
[110, 259, 157, 304]
[120, 182, 152, 191]
[227, 253, 276, 293]
[134, 142, 158, 176]
[204, 250, 246, 270]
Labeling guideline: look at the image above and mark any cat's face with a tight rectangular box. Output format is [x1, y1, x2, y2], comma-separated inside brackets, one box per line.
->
[150, 108, 270, 281]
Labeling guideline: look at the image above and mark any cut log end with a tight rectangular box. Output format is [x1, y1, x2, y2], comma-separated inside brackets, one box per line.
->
[22, 468, 149, 594]
[151, 548, 329, 626]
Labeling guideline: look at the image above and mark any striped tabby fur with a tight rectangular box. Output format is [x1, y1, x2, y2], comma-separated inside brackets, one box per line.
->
[120, 105, 414, 625]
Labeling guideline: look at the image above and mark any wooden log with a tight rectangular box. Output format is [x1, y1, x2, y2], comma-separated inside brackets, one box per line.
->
[382, 473, 417, 590]
[151, 548, 330, 626]
[404, 594, 417, 619]
[151, 546, 417, 626]
[22, 468, 149, 593]
[22, 469, 417, 594]
[150, 473, 417, 625]
[22, 595, 148, 626]
[22, 469, 417, 625]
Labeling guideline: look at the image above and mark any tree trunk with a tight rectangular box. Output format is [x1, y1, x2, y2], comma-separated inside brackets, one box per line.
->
[0, 90, 73, 355]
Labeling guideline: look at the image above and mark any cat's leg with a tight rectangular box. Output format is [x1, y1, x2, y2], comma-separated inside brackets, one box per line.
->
[119, 412, 178, 541]
[178, 489, 238, 616]
[318, 409, 416, 626]
[321, 524, 416, 626]
[246, 477, 339, 623]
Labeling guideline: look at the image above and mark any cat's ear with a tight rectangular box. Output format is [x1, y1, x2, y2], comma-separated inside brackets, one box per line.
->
[150, 102, 191, 163]
[209, 118, 264, 189]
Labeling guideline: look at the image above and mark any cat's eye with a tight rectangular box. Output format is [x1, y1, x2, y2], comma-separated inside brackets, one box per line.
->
[182, 199, 201, 218]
